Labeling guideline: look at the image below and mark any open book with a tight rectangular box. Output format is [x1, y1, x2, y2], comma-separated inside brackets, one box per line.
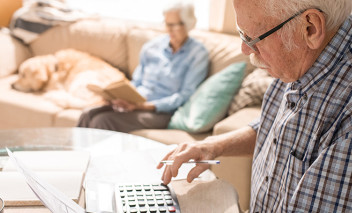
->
[87, 80, 146, 104]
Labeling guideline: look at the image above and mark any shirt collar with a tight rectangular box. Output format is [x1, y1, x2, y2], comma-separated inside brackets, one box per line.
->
[291, 15, 352, 92]
[164, 35, 192, 54]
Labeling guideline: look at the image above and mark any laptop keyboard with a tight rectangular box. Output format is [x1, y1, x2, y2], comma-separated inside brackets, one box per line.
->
[115, 183, 181, 213]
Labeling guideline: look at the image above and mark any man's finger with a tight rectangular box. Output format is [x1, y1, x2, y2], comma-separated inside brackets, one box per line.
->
[187, 164, 210, 183]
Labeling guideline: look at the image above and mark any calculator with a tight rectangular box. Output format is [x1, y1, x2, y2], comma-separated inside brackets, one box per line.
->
[114, 183, 181, 213]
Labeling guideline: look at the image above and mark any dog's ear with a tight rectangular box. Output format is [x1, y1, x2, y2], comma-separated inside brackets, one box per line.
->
[47, 57, 58, 73]
[38, 67, 49, 82]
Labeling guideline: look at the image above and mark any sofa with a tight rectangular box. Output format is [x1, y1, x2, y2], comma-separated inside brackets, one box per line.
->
[0, 17, 266, 210]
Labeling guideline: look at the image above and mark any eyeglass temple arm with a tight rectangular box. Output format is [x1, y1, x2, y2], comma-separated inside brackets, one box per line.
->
[258, 13, 300, 41]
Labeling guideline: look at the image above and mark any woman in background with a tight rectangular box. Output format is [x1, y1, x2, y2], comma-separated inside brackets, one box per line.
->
[77, 0, 209, 132]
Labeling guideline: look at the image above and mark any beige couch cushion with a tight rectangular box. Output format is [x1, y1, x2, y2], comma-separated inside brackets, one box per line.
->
[53, 109, 81, 127]
[0, 29, 31, 77]
[213, 107, 261, 135]
[0, 75, 62, 128]
[130, 129, 210, 145]
[190, 30, 255, 77]
[30, 18, 129, 73]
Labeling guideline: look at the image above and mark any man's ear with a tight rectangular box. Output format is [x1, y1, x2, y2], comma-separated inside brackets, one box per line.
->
[302, 9, 326, 50]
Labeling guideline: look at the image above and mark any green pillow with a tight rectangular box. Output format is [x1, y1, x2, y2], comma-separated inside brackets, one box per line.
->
[168, 62, 246, 133]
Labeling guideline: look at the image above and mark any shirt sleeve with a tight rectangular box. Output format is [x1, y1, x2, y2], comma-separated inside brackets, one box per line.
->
[249, 117, 260, 132]
[287, 132, 352, 212]
[150, 47, 209, 113]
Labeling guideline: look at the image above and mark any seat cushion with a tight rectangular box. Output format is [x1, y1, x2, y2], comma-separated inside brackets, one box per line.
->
[53, 109, 82, 127]
[0, 75, 62, 129]
[129, 129, 210, 145]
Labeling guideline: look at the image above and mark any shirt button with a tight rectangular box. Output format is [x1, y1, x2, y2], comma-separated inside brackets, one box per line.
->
[303, 93, 308, 100]
[290, 102, 296, 109]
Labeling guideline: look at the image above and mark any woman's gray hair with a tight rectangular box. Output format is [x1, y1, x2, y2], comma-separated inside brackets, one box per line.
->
[163, 0, 197, 32]
[262, 0, 352, 50]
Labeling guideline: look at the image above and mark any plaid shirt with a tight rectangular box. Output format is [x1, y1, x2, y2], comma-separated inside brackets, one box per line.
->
[250, 15, 352, 212]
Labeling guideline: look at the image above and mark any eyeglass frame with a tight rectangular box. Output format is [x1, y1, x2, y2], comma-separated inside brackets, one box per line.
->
[237, 8, 323, 51]
[165, 21, 184, 29]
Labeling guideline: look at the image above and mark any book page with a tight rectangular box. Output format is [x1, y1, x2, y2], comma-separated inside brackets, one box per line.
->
[105, 80, 146, 104]
[0, 171, 83, 206]
[86, 84, 115, 101]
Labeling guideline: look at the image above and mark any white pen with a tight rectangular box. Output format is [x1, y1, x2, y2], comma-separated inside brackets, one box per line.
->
[160, 160, 220, 165]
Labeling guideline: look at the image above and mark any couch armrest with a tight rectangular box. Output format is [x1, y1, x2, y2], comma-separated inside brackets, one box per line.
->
[213, 107, 261, 135]
[129, 129, 210, 145]
[0, 29, 31, 78]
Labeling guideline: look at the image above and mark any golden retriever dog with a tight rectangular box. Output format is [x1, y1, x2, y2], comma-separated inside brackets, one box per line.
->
[12, 49, 126, 109]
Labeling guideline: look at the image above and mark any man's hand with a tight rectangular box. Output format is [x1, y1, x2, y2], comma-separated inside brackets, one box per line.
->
[156, 141, 218, 185]
[111, 99, 155, 112]
[156, 126, 258, 185]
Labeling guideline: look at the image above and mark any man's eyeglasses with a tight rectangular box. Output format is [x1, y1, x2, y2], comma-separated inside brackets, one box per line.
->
[238, 9, 321, 51]
[165, 22, 184, 30]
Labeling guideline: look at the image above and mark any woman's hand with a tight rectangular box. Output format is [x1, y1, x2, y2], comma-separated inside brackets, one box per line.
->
[111, 99, 156, 112]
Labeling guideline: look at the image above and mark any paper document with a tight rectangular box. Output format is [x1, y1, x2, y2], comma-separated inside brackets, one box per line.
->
[6, 148, 85, 213]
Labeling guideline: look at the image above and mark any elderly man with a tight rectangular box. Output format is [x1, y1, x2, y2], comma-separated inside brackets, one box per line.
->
[158, 0, 352, 212]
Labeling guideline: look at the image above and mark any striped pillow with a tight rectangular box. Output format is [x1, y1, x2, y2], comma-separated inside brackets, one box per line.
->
[228, 68, 273, 115]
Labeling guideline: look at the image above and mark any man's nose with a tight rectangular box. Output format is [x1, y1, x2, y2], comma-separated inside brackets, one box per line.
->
[241, 41, 255, 56]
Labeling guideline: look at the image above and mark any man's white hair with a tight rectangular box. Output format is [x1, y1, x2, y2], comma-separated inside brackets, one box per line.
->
[163, 0, 197, 32]
[263, 0, 352, 50]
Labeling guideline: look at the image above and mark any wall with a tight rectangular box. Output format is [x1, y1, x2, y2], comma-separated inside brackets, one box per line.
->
[0, 0, 22, 27]
[209, 0, 237, 35]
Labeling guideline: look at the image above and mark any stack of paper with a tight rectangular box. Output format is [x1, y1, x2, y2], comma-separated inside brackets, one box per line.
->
[0, 151, 90, 207]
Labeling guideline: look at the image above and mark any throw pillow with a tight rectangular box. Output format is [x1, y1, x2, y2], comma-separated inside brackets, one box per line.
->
[168, 62, 246, 133]
[227, 68, 273, 115]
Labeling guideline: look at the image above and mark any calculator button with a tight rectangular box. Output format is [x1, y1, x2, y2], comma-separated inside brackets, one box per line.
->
[166, 200, 173, 205]
[168, 206, 176, 212]
[155, 195, 163, 200]
[148, 201, 156, 206]
[149, 207, 157, 212]
[129, 201, 136, 207]
[129, 207, 138, 213]
[157, 200, 165, 206]
[136, 191, 144, 196]
[159, 207, 167, 212]
[164, 195, 172, 200]
[139, 207, 148, 213]
[153, 186, 168, 191]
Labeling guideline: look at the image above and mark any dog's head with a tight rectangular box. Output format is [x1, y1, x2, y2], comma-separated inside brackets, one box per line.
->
[12, 55, 57, 92]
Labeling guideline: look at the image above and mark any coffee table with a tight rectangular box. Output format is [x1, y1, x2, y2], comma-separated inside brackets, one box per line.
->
[0, 127, 176, 212]
[0, 128, 241, 213]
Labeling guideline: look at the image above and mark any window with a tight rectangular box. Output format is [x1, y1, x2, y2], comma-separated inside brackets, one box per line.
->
[66, 0, 210, 29]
